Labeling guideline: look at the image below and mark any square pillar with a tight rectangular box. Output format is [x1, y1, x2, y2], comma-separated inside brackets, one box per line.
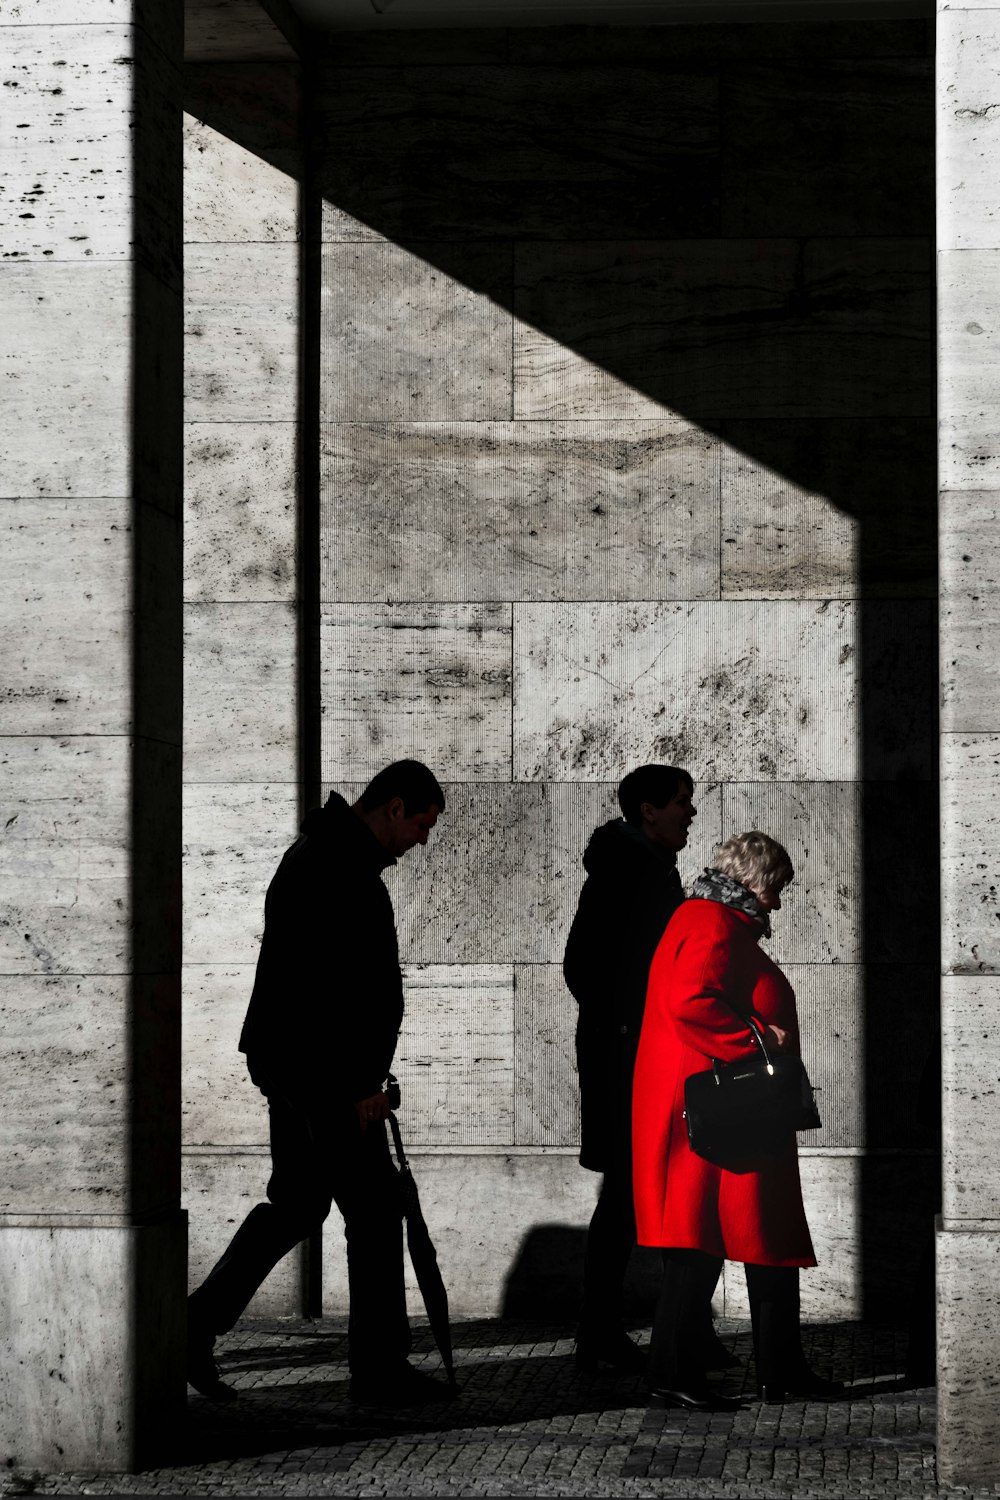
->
[0, 0, 185, 1471]
[937, 3, 1000, 1483]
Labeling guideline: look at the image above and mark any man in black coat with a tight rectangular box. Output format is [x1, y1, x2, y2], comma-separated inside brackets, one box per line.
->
[187, 759, 447, 1407]
[564, 764, 699, 1370]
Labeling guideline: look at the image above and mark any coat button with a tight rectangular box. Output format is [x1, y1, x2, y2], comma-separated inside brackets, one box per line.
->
[619, 1024, 629, 1036]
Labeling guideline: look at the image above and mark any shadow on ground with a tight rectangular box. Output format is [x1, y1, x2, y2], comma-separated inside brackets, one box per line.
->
[179, 1317, 914, 1469]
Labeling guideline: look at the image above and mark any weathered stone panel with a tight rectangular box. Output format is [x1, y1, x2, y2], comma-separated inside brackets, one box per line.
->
[321, 420, 720, 604]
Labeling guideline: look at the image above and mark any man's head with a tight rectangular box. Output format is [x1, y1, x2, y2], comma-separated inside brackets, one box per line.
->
[352, 759, 445, 858]
[617, 764, 696, 853]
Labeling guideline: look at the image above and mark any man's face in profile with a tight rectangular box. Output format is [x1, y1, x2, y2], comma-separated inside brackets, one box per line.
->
[384, 799, 441, 857]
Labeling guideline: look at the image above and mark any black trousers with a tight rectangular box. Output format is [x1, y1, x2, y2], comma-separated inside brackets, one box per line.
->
[649, 1248, 805, 1387]
[580, 1150, 722, 1342]
[187, 1087, 411, 1376]
[579, 1152, 638, 1335]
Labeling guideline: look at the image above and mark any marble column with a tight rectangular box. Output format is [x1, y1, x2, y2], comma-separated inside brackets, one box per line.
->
[0, 0, 185, 1472]
[937, 3, 1000, 1484]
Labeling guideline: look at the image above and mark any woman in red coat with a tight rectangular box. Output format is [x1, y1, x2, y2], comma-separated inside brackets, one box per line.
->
[632, 831, 841, 1410]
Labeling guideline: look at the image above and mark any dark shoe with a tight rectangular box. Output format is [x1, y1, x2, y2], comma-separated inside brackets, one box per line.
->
[648, 1383, 742, 1412]
[575, 1330, 647, 1373]
[186, 1335, 238, 1404]
[349, 1363, 456, 1408]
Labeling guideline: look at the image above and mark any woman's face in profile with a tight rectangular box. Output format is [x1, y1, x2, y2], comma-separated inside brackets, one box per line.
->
[756, 880, 788, 914]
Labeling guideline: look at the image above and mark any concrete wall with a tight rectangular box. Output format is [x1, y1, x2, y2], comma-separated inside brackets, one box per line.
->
[0, 0, 186, 1470]
[180, 47, 305, 1310]
[936, 1, 1000, 1482]
[313, 18, 939, 1323]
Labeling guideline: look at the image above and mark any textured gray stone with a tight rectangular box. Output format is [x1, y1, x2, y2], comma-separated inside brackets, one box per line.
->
[513, 965, 580, 1149]
[941, 490, 1000, 730]
[0, 976, 128, 1213]
[182, 782, 300, 966]
[515, 601, 933, 784]
[184, 59, 301, 166]
[183, 602, 298, 782]
[941, 734, 1000, 975]
[184, 423, 297, 602]
[0, 1219, 186, 1472]
[345, 780, 722, 967]
[184, 242, 298, 422]
[938, 9, 1000, 252]
[1, 263, 131, 498]
[2, 25, 137, 262]
[183, 1150, 302, 1314]
[721, 418, 937, 600]
[514, 601, 860, 783]
[0, 498, 131, 734]
[939, 248, 1000, 489]
[1, 20, 180, 287]
[395, 965, 515, 1147]
[781, 966, 864, 1149]
[721, 782, 861, 964]
[321, 420, 720, 604]
[321, 1150, 598, 1321]
[320, 603, 512, 783]
[321, 242, 513, 422]
[0, 736, 129, 977]
[721, 436, 858, 600]
[183, 113, 298, 243]
[182, 964, 261, 1147]
[937, 1224, 1000, 1484]
[513, 239, 931, 421]
[942, 976, 1000, 1220]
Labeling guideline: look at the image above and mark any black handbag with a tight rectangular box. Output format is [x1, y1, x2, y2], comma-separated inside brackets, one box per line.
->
[683, 1009, 821, 1164]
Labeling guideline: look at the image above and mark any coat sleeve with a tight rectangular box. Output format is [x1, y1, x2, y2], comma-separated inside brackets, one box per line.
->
[650, 912, 762, 1064]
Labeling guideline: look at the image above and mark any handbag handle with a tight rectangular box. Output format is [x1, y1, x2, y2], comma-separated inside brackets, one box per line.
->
[710, 1005, 775, 1075]
[743, 1012, 775, 1074]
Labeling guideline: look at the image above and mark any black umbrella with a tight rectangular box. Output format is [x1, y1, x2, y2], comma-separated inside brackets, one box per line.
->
[388, 1109, 458, 1392]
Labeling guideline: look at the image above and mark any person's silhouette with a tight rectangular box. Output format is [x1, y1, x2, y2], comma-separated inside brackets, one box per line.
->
[564, 764, 730, 1372]
[186, 759, 449, 1408]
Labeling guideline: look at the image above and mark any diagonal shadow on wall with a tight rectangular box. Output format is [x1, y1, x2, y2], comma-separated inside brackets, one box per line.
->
[185, 12, 940, 1328]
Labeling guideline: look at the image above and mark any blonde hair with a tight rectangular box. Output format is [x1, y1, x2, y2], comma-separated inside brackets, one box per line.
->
[712, 831, 794, 899]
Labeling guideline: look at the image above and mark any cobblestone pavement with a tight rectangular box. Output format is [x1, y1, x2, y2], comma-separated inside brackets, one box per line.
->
[5, 1318, 998, 1499]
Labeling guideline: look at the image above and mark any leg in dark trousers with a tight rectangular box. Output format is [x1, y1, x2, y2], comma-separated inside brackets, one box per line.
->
[579, 1154, 637, 1342]
[188, 1089, 410, 1376]
[744, 1263, 802, 1393]
[744, 1262, 842, 1400]
[648, 1248, 725, 1390]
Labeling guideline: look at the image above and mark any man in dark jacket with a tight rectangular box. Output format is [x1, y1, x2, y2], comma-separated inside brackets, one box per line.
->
[187, 759, 447, 1407]
[564, 764, 697, 1370]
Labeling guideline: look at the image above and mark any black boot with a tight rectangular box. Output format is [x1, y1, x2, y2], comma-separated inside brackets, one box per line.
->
[747, 1264, 843, 1403]
[186, 1310, 237, 1403]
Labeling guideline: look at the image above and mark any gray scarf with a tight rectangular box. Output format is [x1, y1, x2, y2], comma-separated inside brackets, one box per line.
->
[690, 868, 771, 939]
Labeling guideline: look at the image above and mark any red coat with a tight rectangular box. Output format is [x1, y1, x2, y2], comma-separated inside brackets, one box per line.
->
[632, 898, 816, 1267]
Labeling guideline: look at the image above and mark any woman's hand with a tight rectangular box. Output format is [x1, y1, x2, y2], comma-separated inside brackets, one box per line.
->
[765, 1024, 789, 1053]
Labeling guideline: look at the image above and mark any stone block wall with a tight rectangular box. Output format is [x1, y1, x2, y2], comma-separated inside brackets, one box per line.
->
[180, 55, 304, 1309]
[936, 0, 1000, 1480]
[314, 19, 939, 1321]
